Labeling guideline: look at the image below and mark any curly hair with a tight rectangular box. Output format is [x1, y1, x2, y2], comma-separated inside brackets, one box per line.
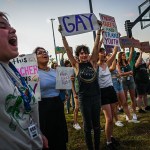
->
[75, 45, 90, 57]
[0, 11, 8, 21]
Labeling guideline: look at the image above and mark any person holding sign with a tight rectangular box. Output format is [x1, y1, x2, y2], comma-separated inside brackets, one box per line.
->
[133, 51, 150, 113]
[0, 12, 48, 149]
[117, 47, 139, 122]
[59, 20, 102, 150]
[98, 46, 120, 149]
[33, 47, 68, 150]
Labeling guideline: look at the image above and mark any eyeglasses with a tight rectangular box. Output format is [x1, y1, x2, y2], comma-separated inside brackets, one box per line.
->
[36, 50, 48, 55]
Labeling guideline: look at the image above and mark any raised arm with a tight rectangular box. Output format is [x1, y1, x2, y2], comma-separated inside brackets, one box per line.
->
[90, 21, 102, 67]
[128, 47, 134, 64]
[135, 51, 142, 68]
[107, 46, 118, 67]
[58, 25, 77, 68]
[109, 59, 117, 72]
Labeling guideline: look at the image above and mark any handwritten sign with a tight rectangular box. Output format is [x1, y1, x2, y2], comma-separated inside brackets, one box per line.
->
[119, 36, 141, 48]
[56, 67, 74, 89]
[99, 13, 120, 48]
[140, 42, 150, 53]
[58, 13, 100, 36]
[11, 54, 41, 101]
[55, 46, 73, 54]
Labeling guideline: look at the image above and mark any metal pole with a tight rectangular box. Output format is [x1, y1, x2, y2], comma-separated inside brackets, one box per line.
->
[50, 18, 58, 62]
[88, 0, 96, 41]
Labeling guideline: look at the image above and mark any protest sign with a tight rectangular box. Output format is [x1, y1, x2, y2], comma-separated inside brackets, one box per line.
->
[11, 54, 41, 101]
[55, 46, 66, 54]
[99, 13, 120, 52]
[56, 67, 74, 89]
[140, 42, 150, 53]
[58, 13, 100, 36]
[119, 36, 141, 48]
[55, 46, 73, 54]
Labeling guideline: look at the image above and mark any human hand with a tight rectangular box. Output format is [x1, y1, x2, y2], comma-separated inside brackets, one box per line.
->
[129, 71, 133, 75]
[42, 135, 49, 149]
[97, 20, 102, 28]
[58, 25, 62, 33]
[70, 75, 75, 81]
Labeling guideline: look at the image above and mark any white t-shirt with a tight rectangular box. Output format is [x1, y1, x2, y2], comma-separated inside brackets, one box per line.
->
[98, 64, 113, 88]
[0, 62, 43, 150]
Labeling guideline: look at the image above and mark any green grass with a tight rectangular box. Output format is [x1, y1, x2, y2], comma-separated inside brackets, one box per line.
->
[65, 99, 150, 150]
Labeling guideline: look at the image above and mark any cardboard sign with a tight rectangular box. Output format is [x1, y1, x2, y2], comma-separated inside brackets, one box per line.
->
[56, 67, 74, 89]
[55, 46, 73, 54]
[119, 36, 141, 48]
[58, 13, 100, 36]
[140, 42, 150, 53]
[99, 13, 120, 51]
[11, 54, 41, 101]
[55, 47, 66, 54]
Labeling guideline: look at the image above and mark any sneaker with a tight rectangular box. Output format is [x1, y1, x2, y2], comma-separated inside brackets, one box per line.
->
[145, 106, 150, 111]
[125, 115, 129, 121]
[73, 123, 81, 130]
[128, 119, 140, 123]
[132, 113, 137, 120]
[115, 121, 124, 127]
[118, 108, 124, 113]
[100, 127, 104, 132]
[111, 137, 120, 146]
[138, 109, 146, 113]
[106, 143, 117, 150]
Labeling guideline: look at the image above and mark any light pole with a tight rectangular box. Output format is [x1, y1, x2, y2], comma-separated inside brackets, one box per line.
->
[88, 0, 96, 41]
[50, 18, 58, 62]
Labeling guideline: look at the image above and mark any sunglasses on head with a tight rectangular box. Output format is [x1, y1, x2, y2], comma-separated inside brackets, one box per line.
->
[36, 50, 48, 55]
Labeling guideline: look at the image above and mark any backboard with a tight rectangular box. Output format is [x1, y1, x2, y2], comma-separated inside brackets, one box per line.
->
[138, 0, 150, 29]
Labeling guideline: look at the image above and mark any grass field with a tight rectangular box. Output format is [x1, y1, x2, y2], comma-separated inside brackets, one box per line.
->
[65, 99, 150, 150]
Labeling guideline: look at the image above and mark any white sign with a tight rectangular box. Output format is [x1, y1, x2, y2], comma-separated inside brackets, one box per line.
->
[58, 13, 100, 36]
[11, 54, 41, 101]
[56, 67, 74, 89]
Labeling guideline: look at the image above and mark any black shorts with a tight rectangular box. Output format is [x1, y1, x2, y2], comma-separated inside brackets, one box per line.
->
[136, 83, 149, 95]
[100, 86, 118, 105]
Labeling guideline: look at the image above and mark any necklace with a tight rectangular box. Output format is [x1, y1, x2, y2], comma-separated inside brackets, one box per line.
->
[38, 66, 50, 71]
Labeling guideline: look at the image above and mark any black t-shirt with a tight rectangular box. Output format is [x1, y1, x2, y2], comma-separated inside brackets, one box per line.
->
[133, 63, 149, 83]
[77, 62, 100, 97]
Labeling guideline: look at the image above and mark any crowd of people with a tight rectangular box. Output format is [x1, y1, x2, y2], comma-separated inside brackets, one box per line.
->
[0, 11, 150, 150]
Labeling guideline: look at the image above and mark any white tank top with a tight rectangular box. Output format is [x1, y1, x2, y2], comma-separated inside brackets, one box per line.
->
[98, 65, 113, 88]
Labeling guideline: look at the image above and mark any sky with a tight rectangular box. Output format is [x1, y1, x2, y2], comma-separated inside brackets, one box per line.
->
[1, 0, 150, 60]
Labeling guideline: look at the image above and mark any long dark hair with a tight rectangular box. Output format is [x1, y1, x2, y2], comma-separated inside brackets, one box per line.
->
[118, 52, 128, 66]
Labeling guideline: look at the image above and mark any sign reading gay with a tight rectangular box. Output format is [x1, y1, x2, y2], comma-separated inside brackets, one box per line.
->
[58, 13, 100, 36]
[56, 67, 74, 89]
[99, 13, 120, 48]
[11, 54, 41, 101]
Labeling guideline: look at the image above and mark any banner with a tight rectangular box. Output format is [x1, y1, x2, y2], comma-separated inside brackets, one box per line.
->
[11, 54, 41, 101]
[58, 13, 100, 36]
[56, 67, 74, 89]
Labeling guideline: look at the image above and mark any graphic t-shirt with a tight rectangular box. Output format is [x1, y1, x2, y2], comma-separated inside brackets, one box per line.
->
[0, 62, 43, 150]
[77, 62, 100, 97]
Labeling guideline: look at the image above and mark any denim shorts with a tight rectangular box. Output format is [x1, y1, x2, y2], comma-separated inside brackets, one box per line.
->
[112, 78, 123, 93]
[122, 76, 135, 91]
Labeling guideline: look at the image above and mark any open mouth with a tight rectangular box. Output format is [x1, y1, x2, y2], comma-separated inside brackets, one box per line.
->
[9, 37, 17, 46]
